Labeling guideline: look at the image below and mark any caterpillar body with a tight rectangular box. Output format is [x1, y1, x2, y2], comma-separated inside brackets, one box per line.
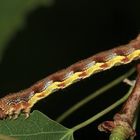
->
[1, 35, 140, 119]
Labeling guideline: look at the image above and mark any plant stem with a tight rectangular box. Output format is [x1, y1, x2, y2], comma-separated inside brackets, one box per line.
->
[99, 64, 140, 140]
[71, 87, 133, 132]
[56, 68, 135, 122]
[129, 108, 139, 140]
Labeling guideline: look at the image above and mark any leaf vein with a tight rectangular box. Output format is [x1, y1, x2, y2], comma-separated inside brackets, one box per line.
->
[9, 130, 68, 137]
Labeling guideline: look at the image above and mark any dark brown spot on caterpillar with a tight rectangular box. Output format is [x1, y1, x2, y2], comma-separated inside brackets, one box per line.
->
[37, 93, 45, 98]
[100, 63, 109, 69]
[47, 69, 68, 82]
[69, 61, 86, 72]
[57, 82, 66, 88]
[93, 53, 110, 62]
[32, 79, 47, 93]
[114, 46, 134, 56]
[121, 56, 129, 63]
[78, 71, 87, 78]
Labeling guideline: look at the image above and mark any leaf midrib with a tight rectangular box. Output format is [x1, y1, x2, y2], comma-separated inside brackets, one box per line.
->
[9, 130, 69, 137]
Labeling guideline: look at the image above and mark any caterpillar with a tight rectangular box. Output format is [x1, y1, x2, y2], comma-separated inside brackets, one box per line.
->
[0, 35, 140, 119]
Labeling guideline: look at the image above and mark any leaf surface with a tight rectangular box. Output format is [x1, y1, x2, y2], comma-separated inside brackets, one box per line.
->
[0, 110, 74, 140]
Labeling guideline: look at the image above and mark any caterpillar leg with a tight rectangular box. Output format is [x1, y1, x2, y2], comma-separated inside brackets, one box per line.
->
[6, 102, 31, 119]
[7, 108, 15, 119]
[23, 107, 31, 119]
[8, 104, 22, 119]
[13, 112, 20, 119]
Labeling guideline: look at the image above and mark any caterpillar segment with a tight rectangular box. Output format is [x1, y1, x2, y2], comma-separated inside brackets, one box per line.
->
[0, 35, 140, 119]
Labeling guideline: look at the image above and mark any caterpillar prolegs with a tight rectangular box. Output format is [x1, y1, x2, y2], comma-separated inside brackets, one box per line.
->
[1, 35, 140, 119]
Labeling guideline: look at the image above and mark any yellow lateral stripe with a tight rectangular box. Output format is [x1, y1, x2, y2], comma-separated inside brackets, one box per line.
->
[28, 50, 140, 107]
[28, 72, 82, 106]
[127, 50, 140, 60]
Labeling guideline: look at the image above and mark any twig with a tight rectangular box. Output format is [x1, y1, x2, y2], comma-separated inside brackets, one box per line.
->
[98, 64, 140, 140]
[129, 108, 140, 140]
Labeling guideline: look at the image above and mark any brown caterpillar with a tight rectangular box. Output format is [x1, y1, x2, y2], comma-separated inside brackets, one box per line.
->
[1, 35, 140, 119]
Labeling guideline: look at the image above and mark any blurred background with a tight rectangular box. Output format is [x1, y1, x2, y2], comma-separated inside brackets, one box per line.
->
[0, 0, 140, 139]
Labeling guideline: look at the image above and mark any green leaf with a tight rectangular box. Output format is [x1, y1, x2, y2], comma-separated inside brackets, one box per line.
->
[0, 0, 53, 60]
[0, 110, 74, 140]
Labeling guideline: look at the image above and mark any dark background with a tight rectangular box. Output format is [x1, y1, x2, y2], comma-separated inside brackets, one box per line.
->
[0, 0, 140, 139]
